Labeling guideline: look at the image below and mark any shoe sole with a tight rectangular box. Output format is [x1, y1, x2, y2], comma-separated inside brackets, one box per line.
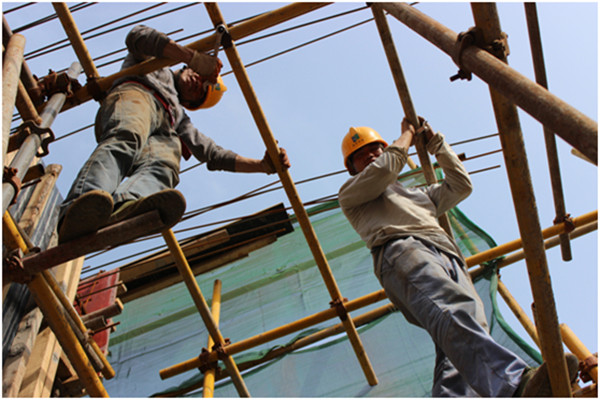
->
[107, 189, 186, 229]
[58, 190, 113, 244]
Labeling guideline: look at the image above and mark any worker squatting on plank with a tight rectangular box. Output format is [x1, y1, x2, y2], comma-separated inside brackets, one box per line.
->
[57, 25, 290, 244]
[338, 118, 579, 397]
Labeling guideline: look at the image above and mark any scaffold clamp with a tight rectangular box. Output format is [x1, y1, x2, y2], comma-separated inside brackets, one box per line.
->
[579, 354, 598, 383]
[3, 248, 34, 284]
[3, 167, 22, 205]
[330, 297, 349, 321]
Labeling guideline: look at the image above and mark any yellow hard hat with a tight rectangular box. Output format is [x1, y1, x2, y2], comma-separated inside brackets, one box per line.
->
[185, 75, 227, 111]
[341, 126, 388, 175]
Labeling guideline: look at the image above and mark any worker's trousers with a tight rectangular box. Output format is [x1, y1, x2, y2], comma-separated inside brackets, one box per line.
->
[60, 83, 181, 218]
[374, 236, 528, 397]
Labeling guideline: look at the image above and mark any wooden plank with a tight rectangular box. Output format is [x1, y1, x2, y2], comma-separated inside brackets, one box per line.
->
[18, 256, 84, 397]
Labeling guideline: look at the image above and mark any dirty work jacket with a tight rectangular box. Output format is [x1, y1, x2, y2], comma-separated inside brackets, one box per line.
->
[338, 132, 473, 266]
[111, 24, 237, 171]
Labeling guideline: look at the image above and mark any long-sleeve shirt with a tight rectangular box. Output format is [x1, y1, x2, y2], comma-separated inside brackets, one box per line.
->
[338, 132, 473, 263]
[111, 25, 237, 171]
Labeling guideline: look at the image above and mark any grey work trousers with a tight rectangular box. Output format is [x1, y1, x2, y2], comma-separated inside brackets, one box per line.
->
[60, 83, 181, 218]
[374, 236, 528, 397]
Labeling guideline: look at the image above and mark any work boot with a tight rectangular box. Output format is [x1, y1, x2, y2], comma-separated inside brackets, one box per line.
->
[106, 189, 186, 229]
[515, 353, 579, 397]
[58, 190, 113, 244]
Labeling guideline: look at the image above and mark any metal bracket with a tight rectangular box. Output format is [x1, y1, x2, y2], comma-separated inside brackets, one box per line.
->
[21, 120, 56, 157]
[450, 26, 510, 82]
[215, 24, 232, 51]
[554, 213, 575, 233]
[3, 167, 22, 205]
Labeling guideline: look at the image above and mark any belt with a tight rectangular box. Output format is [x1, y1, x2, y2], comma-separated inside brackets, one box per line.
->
[119, 80, 192, 160]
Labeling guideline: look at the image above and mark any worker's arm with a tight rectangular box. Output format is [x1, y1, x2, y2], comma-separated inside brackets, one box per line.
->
[125, 25, 221, 82]
[234, 148, 291, 174]
[423, 129, 473, 216]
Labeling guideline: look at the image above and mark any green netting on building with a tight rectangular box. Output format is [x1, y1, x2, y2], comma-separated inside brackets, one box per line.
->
[103, 169, 541, 397]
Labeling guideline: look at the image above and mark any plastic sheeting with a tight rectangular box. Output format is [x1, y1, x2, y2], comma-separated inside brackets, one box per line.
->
[104, 169, 541, 397]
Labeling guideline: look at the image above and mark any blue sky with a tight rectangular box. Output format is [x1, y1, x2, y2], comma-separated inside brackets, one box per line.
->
[4, 2, 597, 366]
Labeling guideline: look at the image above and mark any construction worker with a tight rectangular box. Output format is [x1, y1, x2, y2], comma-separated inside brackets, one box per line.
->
[338, 118, 578, 396]
[57, 25, 290, 244]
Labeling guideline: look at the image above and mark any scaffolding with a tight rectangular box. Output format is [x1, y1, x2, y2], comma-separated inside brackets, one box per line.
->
[2, 2, 597, 397]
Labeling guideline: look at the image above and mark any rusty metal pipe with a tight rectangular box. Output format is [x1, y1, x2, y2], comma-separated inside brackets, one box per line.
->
[3, 33, 26, 161]
[470, 4, 570, 396]
[3, 61, 82, 214]
[371, 4, 453, 236]
[379, 2, 597, 165]
[524, 3, 571, 261]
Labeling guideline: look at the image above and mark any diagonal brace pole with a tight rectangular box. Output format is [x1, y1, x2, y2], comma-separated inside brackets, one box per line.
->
[161, 229, 250, 397]
[203, 2, 378, 387]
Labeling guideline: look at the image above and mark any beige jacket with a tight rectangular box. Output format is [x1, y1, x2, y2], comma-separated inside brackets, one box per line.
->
[338, 132, 473, 263]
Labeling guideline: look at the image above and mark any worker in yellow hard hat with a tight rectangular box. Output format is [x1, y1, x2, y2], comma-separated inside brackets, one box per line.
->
[338, 117, 579, 396]
[57, 25, 290, 244]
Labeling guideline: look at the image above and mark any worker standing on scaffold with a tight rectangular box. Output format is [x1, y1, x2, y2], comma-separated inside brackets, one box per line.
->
[338, 117, 578, 397]
[57, 25, 290, 243]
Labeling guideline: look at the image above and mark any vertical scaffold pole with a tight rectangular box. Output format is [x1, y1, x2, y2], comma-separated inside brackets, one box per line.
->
[371, 4, 453, 238]
[524, 2, 572, 262]
[161, 229, 250, 397]
[203, 2, 378, 386]
[470, 4, 571, 396]
[203, 280, 222, 398]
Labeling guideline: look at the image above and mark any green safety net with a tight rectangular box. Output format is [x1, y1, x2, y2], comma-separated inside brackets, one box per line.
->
[104, 167, 541, 397]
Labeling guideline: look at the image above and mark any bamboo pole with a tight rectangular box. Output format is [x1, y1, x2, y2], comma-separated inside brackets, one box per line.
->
[378, 2, 597, 165]
[159, 288, 388, 379]
[467, 211, 597, 269]
[470, 220, 597, 280]
[160, 206, 595, 380]
[52, 3, 100, 80]
[560, 324, 597, 383]
[204, 2, 377, 386]
[161, 229, 250, 397]
[203, 280, 222, 398]
[497, 279, 540, 348]
[42, 270, 116, 379]
[65, 3, 330, 109]
[371, 3, 453, 237]
[524, 2, 571, 261]
[2, 212, 109, 397]
[470, 4, 570, 395]
[3, 33, 26, 161]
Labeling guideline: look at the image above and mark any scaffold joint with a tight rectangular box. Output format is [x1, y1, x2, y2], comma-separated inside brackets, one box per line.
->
[554, 213, 575, 233]
[215, 24, 232, 50]
[213, 338, 231, 360]
[198, 347, 220, 374]
[450, 27, 510, 82]
[3, 248, 34, 284]
[329, 297, 349, 321]
[580, 354, 598, 383]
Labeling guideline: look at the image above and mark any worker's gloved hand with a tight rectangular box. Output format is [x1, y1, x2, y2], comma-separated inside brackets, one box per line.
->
[188, 51, 223, 83]
[261, 147, 291, 174]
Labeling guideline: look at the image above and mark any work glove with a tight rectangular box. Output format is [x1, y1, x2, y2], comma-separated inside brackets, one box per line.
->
[188, 51, 223, 83]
